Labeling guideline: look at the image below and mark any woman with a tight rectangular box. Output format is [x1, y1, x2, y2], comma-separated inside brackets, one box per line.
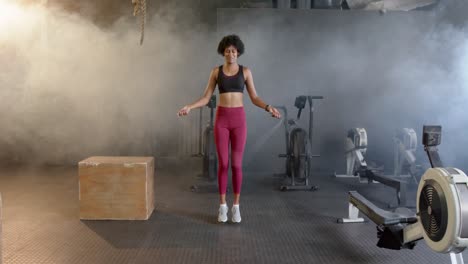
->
[177, 35, 281, 223]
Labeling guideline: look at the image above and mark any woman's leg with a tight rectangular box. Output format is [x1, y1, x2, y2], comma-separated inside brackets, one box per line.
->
[230, 121, 247, 205]
[214, 119, 230, 202]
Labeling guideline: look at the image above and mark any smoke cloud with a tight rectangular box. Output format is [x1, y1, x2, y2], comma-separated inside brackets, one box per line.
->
[0, 0, 217, 165]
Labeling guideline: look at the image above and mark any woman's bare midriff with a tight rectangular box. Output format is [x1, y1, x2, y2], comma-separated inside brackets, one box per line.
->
[219, 92, 244, 107]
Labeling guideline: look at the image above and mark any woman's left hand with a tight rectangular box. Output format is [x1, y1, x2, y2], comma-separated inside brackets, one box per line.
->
[269, 106, 281, 119]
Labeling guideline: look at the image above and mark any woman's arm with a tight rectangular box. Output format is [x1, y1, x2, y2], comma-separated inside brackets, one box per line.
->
[244, 67, 281, 119]
[178, 68, 217, 116]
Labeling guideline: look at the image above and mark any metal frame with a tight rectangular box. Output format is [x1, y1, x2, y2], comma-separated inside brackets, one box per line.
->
[276, 95, 323, 191]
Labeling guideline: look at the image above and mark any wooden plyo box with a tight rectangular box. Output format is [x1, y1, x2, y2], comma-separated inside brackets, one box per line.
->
[78, 156, 155, 220]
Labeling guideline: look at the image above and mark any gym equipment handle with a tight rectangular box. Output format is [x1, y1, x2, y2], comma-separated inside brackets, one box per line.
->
[309, 96, 324, 100]
[348, 191, 417, 226]
[297, 109, 303, 120]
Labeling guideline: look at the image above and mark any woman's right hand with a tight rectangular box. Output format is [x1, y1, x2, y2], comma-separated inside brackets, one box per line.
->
[177, 105, 191, 117]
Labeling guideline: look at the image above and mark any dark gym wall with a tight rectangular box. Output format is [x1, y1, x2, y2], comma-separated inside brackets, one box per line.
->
[39, 0, 241, 27]
[217, 8, 468, 174]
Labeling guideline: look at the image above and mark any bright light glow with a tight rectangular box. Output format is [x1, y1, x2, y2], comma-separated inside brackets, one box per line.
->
[0, 0, 46, 43]
[0, 0, 24, 25]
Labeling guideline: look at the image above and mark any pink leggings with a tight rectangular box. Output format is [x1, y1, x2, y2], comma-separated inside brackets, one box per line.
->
[214, 106, 247, 195]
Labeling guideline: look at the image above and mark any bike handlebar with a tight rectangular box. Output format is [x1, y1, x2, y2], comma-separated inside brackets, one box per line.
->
[309, 96, 324, 100]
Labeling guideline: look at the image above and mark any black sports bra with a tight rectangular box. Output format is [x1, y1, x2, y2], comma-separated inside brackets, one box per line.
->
[217, 65, 245, 94]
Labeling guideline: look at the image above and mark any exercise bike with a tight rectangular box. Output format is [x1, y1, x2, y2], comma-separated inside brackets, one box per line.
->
[275, 95, 323, 191]
[191, 95, 217, 192]
[339, 125, 468, 264]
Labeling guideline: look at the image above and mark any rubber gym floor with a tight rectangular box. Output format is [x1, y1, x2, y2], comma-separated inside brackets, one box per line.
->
[0, 159, 464, 264]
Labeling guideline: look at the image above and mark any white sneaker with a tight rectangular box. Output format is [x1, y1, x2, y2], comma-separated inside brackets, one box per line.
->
[218, 204, 228, 223]
[231, 205, 241, 223]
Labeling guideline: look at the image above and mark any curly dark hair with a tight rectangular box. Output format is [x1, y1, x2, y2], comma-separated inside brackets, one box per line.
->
[217, 34, 245, 57]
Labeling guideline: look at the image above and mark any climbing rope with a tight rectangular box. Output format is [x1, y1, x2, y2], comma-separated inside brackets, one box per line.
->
[132, 0, 146, 45]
